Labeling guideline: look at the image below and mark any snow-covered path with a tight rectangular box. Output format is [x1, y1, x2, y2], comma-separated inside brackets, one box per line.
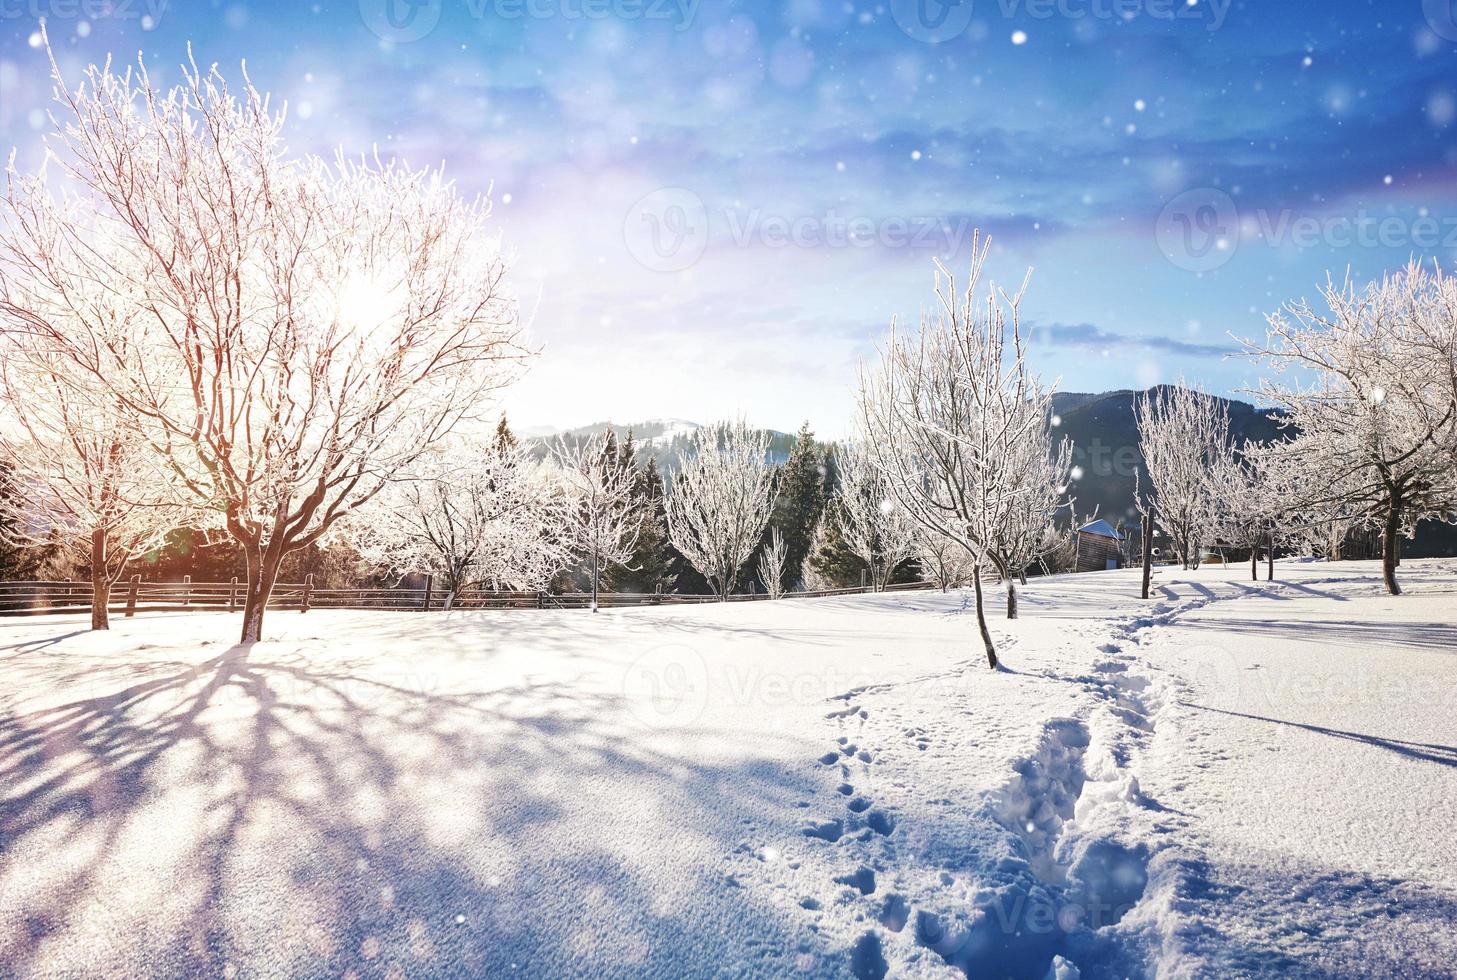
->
[0, 560, 1453, 978]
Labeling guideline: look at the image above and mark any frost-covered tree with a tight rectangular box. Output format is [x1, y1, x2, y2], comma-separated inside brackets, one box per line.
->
[666, 420, 777, 600]
[1134, 384, 1233, 571]
[986, 418, 1072, 600]
[0, 45, 525, 641]
[1208, 446, 1291, 582]
[857, 235, 1064, 668]
[0, 332, 179, 629]
[354, 437, 571, 603]
[914, 527, 975, 592]
[832, 441, 920, 592]
[1247, 262, 1457, 595]
[756, 526, 790, 599]
[556, 431, 643, 612]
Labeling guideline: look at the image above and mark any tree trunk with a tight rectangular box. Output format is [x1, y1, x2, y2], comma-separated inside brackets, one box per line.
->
[240, 548, 282, 643]
[1381, 496, 1403, 596]
[90, 528, 111, 631]
[1251, 547, 1258, 581]
[1140, 515, 1153, 600]
[1266, 533, 1275, 581]
[972, 563, 998, 670]
[591, 552, 600, 613]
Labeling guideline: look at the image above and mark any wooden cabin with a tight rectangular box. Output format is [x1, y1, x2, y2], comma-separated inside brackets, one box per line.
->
[1075, 519, 1125, 572]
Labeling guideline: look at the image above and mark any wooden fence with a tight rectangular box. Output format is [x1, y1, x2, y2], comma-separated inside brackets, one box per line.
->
[0, 576, 937, 618]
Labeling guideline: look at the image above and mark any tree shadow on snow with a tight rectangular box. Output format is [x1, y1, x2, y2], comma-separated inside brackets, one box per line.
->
[1181, 702, 1457, 768]
[1190, 616, 1457, 655]
[0, 636, 824, 977]
[1161, 851, 1457, 977]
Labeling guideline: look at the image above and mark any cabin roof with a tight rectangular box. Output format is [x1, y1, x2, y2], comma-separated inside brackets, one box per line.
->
[1077, 519, 1124, 541]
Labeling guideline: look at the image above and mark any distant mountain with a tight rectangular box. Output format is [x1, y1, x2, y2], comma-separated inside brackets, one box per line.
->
[529, 419, 797, 473]
[1052, 387, 1286, 526]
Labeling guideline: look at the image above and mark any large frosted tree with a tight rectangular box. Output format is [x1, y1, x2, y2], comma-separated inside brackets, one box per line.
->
[857, 235, 1066, 668]
[1247, 262, 1457, 595]
[0, 45, 525, 641]
[666, 420, 777, 600]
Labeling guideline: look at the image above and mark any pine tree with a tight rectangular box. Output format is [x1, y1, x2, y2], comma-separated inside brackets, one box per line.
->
[801, 447, 868, 588]
[494, 415, 519, 455]
[609, 454, 680, 593]
[770, 422, 827, 589]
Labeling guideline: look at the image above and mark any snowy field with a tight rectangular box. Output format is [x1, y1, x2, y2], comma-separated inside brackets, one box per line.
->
[1, 559, 1454, 979]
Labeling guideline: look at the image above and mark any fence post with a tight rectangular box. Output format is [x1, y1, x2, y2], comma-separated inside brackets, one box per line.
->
[183, 574, 192, 607]
[537, 591, 544, 610]
[422, 574, 433, 612]
[301, 574, 314, 613]
[125, 574, 141, 618]
[229, 577, 239, 613]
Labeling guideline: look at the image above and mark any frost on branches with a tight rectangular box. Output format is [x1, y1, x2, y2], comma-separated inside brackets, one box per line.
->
[831, 442, 919, 592]
[555, 431, 644, 613]
[756, 526, 790, 599]
[0, 44, 526, 641]
[666, 420, 777, 600]
[1134, 383, 1232, 572]
[0, 342, 180, 630]
[353, 437, 572, 605]
[1207, 446, 1292, 583]
[1248, 262, 1457, 595]
[857, 235, 1068, 669]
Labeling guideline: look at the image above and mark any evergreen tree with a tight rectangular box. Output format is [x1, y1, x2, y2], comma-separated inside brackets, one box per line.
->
[494, 415, 519, 455]
[609, 453, 680, 593]
[770, 422, 827, 589]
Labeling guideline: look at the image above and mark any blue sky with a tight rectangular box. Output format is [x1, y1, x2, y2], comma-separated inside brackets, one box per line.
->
[2, 0, 1455, 435]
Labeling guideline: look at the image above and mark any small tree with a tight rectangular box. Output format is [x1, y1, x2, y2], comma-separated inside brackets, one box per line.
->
[832, 442, 920, 592]
[756, 527, 790, 599]
[0, 345, 178, 629]
[914, 527, 974, 591]
[1208, 446, 1290, 582]
[354, 437, 572, 603]
[1134, 384, 1233, 571]
[857, 235, 1062, 668]
[666, 420, 778, 600]
[556, 431, 643, 612]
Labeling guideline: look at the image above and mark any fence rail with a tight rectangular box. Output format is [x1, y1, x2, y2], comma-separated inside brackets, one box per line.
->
[0, 577, 937, 618]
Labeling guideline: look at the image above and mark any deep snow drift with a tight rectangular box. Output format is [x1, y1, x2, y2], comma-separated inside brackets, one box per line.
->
[1, 559, 1453, 978]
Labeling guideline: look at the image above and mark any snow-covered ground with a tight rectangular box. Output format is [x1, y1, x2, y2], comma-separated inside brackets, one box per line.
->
[1, 559, 1454, 978]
